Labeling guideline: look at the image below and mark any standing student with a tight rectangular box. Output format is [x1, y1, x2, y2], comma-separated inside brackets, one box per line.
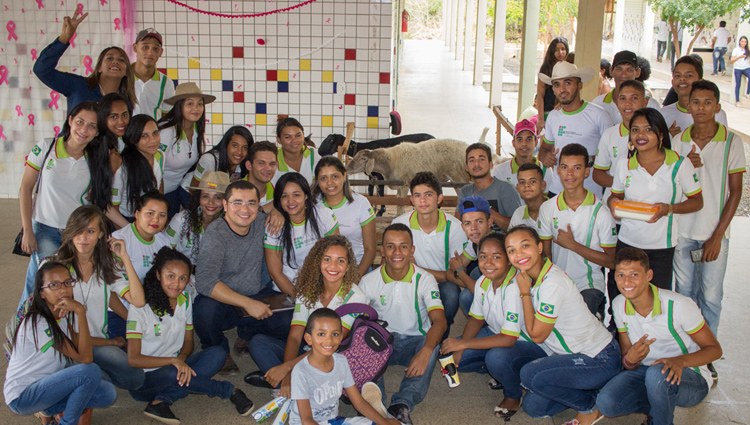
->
[592, 50, 662, 124]
[158, 82, 215, 218]
[274, 118, 321, 184]
[598, 59, 613, 96]
[711, 21, 732, 76]
[535, 37, 570, 133]
[509, 163, 547, 229]
[98, 93, 132, 174]
[656, 20, 670, 62]
[609, 108, 703, 290]
[33, 9, 136, 111]
[244, 141, 285, 234]
[492, 117, 553, 190]
[4, 262, 117, 425]
[730, 36, 750, 106]
[595, 248, 722, 425]
[314, 156, 377, 275]
[131, 28, 175, 119]
[127, 248, 254, 424]
[190, 126, 253, 187]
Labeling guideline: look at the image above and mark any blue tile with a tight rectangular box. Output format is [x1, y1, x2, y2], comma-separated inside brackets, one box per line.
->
[256, 103, 267, 114]
[222, 80, 233, 91]
[367, 106, 378, 117]
[278, 81, 289, 93]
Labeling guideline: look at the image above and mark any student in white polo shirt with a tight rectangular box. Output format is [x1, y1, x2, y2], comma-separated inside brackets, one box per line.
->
[492, 117, 553, 190]
[359, 223, 447, 425]
[537, 61, 613, 195]
[538, 143, 617, 318]
[509, 163, 548, 229]
[241, 141, 285, 236]
[273, 117, 321, 185]
[131, 28, 175, 120]
[98, 93, 131, 172]
[595, 248, 722, 425]
[672, 81, 746, 358]
[504, 226, 619, 425]
[127, 247, 254, 423]
[189, 126, 253, 187]
[609, 108, 703, 290]
[392, 172, 467, 329]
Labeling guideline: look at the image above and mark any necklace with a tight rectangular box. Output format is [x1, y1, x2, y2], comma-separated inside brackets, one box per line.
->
[76, 277, 93, 312]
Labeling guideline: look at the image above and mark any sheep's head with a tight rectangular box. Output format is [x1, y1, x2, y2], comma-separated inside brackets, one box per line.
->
[348, 150, 375, 175]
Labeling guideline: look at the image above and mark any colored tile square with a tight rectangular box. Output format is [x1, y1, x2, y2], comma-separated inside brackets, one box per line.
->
[367, 106, 378, 117]
[167, 68, 179, 80]
[367, 117, 379, 128]
[345, 49, 356, 60]
[266, 70, 278, 81]
[379, 72, 390, 84]
[333, 82, 338, 94]
[233, 91, 244, 103]
[321, 116, 334, 127]
[278, 82, 289, 92]
[299, 59, 311, 71]
[322, 71, 334, 83]
[188, 57, 201, 69]
[212, 113, 223, 125]
[344, 94, 356, 105]
[232, 46, 244, 58]
[222, 80, 233, 91]
[256, 114, 267, 126]
[157, 68, 167, 75]
[278, 70, 289, 82]
[277, 114, 289, 122]
[256, 103, 267, 114]
[210, 69, 222, 80]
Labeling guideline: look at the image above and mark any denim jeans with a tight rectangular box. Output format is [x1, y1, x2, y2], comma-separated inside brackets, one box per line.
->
[713, 47, 728, 73]
[438, 281, 459, 329]
[480, 340, 548, 400]
[93, 345, 145, 390]
[734, 67, 750, 101]
[7, 363, 117, 425]
[458, 265, 483, 316]
[20, 220, 63, 308]
[657, 41, 667, 60]
[248, 334, 287, 373]
[596, 365, 708, 425]
[107, 311, 126, 339]
[129, 346, 234, 404]
[376, 332, 439, 411]
[580, 288, 605, 320]
[164, 187, 191, 220]
[521, 339, 621, 417]
[673, 236, 729, 335]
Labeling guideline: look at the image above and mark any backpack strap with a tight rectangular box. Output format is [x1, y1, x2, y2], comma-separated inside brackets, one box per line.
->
[334, 302, 379, 321]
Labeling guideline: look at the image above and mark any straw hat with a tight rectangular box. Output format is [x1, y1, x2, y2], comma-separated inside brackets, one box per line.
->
[164, 82, 216, 105]
[538, 61, 595, 85]
[189, 171, 230, 194]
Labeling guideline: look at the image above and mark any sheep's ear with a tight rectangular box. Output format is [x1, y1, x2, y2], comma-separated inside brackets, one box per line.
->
[364, 154, 375, 175]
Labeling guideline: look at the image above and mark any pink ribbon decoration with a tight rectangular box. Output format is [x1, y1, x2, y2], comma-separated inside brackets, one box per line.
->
[6, 20, 18, 41]
[48, 90, 60, 109]
[100, 0, 107, 5]
[113, 18, 121, 30]
[36, 0, 45, 9]
[30, 48, 38, 60]
[76, 3, 84, 14]
[0, 65, 8, 85]
[83, 56, 94, 74]
[15, 105, 23, 117]
[53, 125, 61, 138]
[69, 33, 76, 48]
[28, 114, 35, 126]
[0, 125, 6, 141]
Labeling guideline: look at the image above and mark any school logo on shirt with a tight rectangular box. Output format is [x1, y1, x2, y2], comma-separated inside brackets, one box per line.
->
[693, 173, 699, 183]
[45, 158, 56, 170]
[612, 146, 619, 158]
[142, 255, 153, 268]
[553, 217, 559, 229]
[379, 295, 387, 306]
[153, 323, 162, 337]
[159, 143, 167, 152]
[293, 236, 304, 249]
[506, 312, 519, 323]
[44, 327, 52, 337]
[540, 302, 555, 315]
[611, 227, 617, 236]
[431, 290, 440, 300]
[557, 126, 567, 137]
[32, 145, 42, 155]
[624, 175, 632, 188]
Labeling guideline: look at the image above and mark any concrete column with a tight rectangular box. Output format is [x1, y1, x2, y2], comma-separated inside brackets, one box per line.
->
[455, 0, 466, 60]
[474, 0, 488, 85]
[442, 0, 449, 44]
[463, 0, 476, 70]
[575, 0, 606, 101]
[448, 0, 456, 52]
[641, 5, 656, 56]
[516, 0, 539, 114]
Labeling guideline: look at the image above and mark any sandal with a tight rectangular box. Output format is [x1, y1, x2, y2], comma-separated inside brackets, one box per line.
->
[494, 401, 520, 422]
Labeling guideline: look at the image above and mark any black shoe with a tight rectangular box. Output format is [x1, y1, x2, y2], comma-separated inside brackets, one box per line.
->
[243, 370, 274, 389]
[487, 378, 504, 390]
[230, 388, 254, 416]
[387, 403, 413, 425]
[143, 402, 180, 425]
[707, 362, 718, 380]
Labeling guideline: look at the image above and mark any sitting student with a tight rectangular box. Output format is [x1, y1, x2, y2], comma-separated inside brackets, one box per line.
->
[274, 117, 321, 184]
[537, 144, 617, 318]
[661, 56, 728, 137]
[504, 226, 620, 425]
[492, 117, 552, 190]
[672, 80, 745, 377]
[245, 141, 279, 208]
[246, 235, 368, 390]
[509, 163, 547, 229]
[288, 308, 400, 425]
[189, 125, 253, 186]
[441, 233, 527, 420]
[359, 223, 448, 424]
[127, 247, 254, 423]
[131, 28, 175, 119]
[595, 248, 722, 425]
[265, 172, 339, 297]
[609, 108, 703, 290]
[314, 156, 377, 275]
[4, 262, 117, 425]
[392, 172, 467, 329]
[592, 50, 662, 124]
[459, 143, 522, 232]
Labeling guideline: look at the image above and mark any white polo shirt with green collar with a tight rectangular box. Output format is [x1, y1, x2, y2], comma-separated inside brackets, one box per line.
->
[243, 177, 275, 207]
[111, 150, 164, 218]
[160, 125, 199, 193]
[672, 124, 746, 240]
[359, 264, 444, 336]
[272, 146, 321, 186]
[537, 190, 617, 293]
[317, 193, 376, 264]
[594, 122, 630, 205]
[133, 69, 175, 120]
[509, 205, 540, 229]
[530, 259, 613, 357]
[111, 223, 170, 281]
[660, 102, 728, 133]
[391, 210, 467, 273]
[592, 89, 662, 124]
[613, 284, 712, 386]
[291, 284, 369, 330]
[612, 149, 702, 249]
[492, 157, 553, 192]
[469, 268, 528, 339]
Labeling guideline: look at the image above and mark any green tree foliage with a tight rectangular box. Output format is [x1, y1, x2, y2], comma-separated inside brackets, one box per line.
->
[493, 0, 578, 42]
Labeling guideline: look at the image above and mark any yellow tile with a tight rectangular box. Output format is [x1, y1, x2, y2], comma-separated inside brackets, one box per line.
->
[188, 57, 201, 69]
[210, 69, 222, 80]
[211, 113, 223, 125]
[322, 71, 333, 83]
[277, 70, 289, 82]
[41, 110, 55, 121]
[167, 68, 179, 80]
[367, 117, 379, 128]
[256, 114, 267, 126]
[299, 59, 311, 71]
[321, 116, 333, 127]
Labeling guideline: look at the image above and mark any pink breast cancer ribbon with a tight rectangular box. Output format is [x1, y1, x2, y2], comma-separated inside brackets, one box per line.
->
[113, 18, 121, 30]
[15, 105, 23, 117]
[6, 20, 18, 41]
[31, 48, 38, 60]
[48, 90, 60, 109]
[83, 56, 93, 74]
[69, 33, 76, 48]
[0, 65, 8, 85]
[28, 114, 35, 126]
[100, 0, 107, 5]
[36, 0, 45, 9]
[0, 125, 7, 141]
[53, 125, 61, 138]
[76, 3, 84, 14]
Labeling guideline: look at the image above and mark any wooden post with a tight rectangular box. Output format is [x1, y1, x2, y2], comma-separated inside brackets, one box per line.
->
[338, 122, 356, 164]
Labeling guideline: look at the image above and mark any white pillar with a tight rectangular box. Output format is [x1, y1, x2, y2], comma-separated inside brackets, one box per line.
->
[474, 0, 487, 85]
[455, 0, 466, 60]
[575, 0, 606, 101]
[516, 0, 539, 114]
[442, 0, 449, 44]
[463, 0, 475, 70]
[448, 0, 456, 52]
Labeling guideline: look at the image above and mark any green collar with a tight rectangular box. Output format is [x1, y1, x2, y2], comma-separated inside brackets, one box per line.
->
[627, 149, 680, 170]
[409, 209, 447, 232]
[680, 124, 728, 143]
[562, 100, 588, 115]
[277, 146, 312, 172]
[603, 89, 615, 104]
[130, 223, 155, 245]
[323, 196, 348, 209]
[381, 263, 415, 283]
[624, 284, 662, 317]
[556, 190, 596, 211]
[55, 137, 69, 158]
[676, 103, 689, 113]
[510, 157, 541, 174]
[533, 258, 554, 288]
[618, 122, 630, 137]
[179, 123, 198, 141]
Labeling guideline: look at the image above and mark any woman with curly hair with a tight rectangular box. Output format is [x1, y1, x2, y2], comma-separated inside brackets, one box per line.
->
[245, 235, 367, 394]
[126, 247, 254, 423]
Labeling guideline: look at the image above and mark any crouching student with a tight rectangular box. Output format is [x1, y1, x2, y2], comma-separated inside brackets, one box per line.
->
[505, 226, 621, 425]
[594, 248, 722, 425]
[127, 247, 254, 424]
[4, 262, 117, 425]
[509, 163, 547, 229]
[440, 233, 530, 420]
[289, 308, 401, 425]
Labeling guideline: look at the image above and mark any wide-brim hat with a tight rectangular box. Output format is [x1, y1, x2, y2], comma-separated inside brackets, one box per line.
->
[164, 82, 216, 105]
[189, 171, 230, 194]
[538, 61, 595, 85]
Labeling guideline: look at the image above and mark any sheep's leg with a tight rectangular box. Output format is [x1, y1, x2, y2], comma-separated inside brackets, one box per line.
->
[396, 186, 407, 215]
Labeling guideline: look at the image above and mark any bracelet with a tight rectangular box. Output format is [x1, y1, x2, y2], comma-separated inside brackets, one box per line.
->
[622, 355, 638, 370]
[668, 204, 673, 215]
[519, 293, 532, 299]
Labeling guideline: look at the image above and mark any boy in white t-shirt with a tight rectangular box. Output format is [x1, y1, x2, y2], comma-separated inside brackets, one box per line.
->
[492, 117, 552, 190]
[131, 28, 175, 119]
[509, 163, 547, 229]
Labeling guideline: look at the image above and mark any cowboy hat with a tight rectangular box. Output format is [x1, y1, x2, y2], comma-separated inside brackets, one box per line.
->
[164, 82, 216, 105]
[189, 171, 230, 194]
[538, 61, 595, 85]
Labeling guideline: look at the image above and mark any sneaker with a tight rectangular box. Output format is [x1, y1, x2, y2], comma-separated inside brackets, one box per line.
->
[736, 102, 741, 107]
[361, 382, 389, 418]
[230, 388, 254, 416]
[244, 370, 274, 388]
[143, 402, 180, 425]
[707, 362, 718, 380]
[387, 403, 413, 425]
[219, 355, 240, 376]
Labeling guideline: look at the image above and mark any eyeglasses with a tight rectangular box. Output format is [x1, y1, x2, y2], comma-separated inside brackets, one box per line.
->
[41, 279, 77, 291]
[228, 200, 258, 208]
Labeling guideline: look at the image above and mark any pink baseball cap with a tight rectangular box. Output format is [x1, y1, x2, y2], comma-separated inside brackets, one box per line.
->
[514, 116, 538, 137]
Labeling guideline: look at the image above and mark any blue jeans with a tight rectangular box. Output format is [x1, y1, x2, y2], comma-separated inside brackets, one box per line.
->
[480, 340, 548, 400]
[107, 311, 126, 339]
[248, 334, 288, 373]
[93, 345, 145, 390]
[438, 281, 459, 328]
[596, 365, 708, 425]
[164, 187, 191, 220]
[376, 333, 439, 411]
[129, 346, 233, 404]
[581, 288, 605, 320]
[673, 236, 729, 336]
[734, 67, 750, 101]
[20, 220, 63, 308]
[458, 265, 482, 316]
[7, 363, 117, 425]
[521, 339, 621, 417]
[657, 40, 667, 60]
[713, 47, 728, 73]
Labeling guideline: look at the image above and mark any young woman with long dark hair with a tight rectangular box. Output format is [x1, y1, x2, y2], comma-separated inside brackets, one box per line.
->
[189, 125, 253, 187]
[98, 93, 132, 172]
[535, 37, 570, 132]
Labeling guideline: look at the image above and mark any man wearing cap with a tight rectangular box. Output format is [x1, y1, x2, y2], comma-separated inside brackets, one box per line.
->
[592, 50, 662, 124]
[132, 28, 175, 119]
[492, 116, 553, 192]
[537, 61, 613, 196]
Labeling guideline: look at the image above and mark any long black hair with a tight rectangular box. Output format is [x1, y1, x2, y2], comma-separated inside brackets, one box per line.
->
[273, 172, 322, 268]
[179, 188, 222, 261]
[143, 247, 192, 317]
[203, 126, 253, 178]
[539, 37, 569, 76]
[157, 97, 206, 158]
[121, 114, 159, 214]
[628, 108, 671, 158]
[98, 93, 133, 151]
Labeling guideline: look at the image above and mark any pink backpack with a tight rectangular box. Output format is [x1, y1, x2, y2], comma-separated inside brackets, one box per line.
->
[335, 303, 393, 390]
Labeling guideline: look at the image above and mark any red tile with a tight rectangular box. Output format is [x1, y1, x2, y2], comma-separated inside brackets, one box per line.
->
[379, 72, 390, 84]
[233, 91, 245, 103]
[232, 47, 244, 58]
[266, 70, 277, 81]
[344, 93, 356, 105]
[345, 49, 356, 60]
[157, 67, 167, 75]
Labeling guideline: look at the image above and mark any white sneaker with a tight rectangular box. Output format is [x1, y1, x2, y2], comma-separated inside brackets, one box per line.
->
[736, 102, 741, 107]
[361, 382, 389, 419]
